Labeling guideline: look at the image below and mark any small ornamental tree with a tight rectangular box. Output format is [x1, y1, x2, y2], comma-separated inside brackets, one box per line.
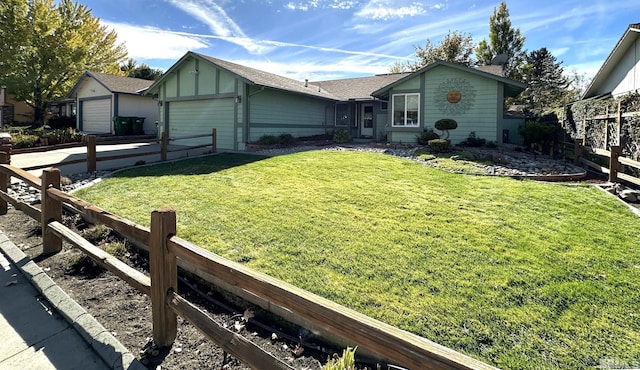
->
[434, 118, 458, 139]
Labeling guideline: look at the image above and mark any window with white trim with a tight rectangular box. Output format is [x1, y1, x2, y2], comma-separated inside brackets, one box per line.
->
[392, 93, 420, 127]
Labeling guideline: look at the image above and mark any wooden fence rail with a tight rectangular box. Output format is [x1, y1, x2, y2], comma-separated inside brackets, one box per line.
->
[18, 129, 217, 173]
[0, 160, 496, 370]
[572, 141, 640, 186]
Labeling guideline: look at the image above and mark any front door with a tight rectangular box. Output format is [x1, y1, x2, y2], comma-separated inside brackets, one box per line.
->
[361, 103, 373, 137]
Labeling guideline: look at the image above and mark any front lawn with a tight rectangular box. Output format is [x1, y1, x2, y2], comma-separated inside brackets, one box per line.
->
[73, 151, 640, 369]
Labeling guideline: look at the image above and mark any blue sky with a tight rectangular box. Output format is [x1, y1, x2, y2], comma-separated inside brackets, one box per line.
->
[81, 0, 640, 83]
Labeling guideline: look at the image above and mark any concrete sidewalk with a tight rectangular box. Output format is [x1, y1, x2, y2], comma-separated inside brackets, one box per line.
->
[0, 231, 145, 370]
[9, 141, 213, 179]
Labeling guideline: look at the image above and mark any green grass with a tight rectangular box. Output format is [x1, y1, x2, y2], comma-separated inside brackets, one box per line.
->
[74, 151, 640, 369]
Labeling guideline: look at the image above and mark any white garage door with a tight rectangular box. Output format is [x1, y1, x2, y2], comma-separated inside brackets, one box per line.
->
[168, 99, 235, 150]
[82, 99, 111, 133]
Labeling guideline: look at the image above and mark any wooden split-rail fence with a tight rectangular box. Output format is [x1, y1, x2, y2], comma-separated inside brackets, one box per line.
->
[0, 152, 496, 370]
[16, 129, 217, 173]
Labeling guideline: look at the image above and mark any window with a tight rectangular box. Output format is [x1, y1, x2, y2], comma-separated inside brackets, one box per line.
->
[335, 103, 350, 126]
[392, 93, 420, 127]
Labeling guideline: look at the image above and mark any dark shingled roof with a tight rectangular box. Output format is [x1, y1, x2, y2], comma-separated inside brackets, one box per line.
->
[311, 73, 410, 100]
[474, 65, 505, 77]
[86, 71, 154, 94]
[193, 52, 338, 100]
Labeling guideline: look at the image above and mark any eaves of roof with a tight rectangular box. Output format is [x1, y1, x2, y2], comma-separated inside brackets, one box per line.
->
[582, 23, 640, 99]
[146, 51, 339, 101]
[67, 71, 153, 98]
[371, 60, 526, 98]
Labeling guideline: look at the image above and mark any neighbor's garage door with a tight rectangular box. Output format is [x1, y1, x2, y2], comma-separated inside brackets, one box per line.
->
[81, 98, 111, 133]
[168, 99, 235, 149]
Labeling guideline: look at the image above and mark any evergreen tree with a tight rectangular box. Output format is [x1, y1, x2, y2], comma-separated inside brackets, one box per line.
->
[0, 0, 127, 123]
[521, 48, 572, 112]
[475, 2, 526, 80]
[121, 58, 163, 80]
[391, 31, 474, 72]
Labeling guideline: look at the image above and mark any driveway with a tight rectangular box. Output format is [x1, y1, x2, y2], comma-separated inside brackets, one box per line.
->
[9, 142, 213, 179]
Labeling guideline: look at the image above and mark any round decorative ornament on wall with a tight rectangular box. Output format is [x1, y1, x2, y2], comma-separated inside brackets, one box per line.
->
[435, 77, 476, 115]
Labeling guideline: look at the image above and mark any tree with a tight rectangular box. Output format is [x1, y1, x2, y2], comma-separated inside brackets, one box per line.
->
[391, 30, 475, 72]
[521, 48, 572, 112]
[0, 0, 127, 123]
[475, 2, 526, 80]
[121, 58, 163, 80]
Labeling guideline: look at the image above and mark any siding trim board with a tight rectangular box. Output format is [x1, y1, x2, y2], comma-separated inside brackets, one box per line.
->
[250, 123, 332, 129]
[164, 93, 236, 102]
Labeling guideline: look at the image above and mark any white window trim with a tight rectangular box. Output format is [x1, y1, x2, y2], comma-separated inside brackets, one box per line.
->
[391, 93, 420, 127]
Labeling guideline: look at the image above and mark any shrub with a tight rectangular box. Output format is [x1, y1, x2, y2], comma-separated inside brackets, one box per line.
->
[520, 121, 560, 146]
[459, 132, 486, 147]
[322, 346, 357, 370]
[278, 133, 296, 146]
[416, 129, 440, 145]
[333, 129, 352, 144]
[434, 118, 458, 139]
[47, 115, 76, 129]
[255, 133, 298, 147]
[10, 133, 40, 148]
[428, 138, 451, 153]
[81, 224, 113, 244]
[255, 135, 280, 146]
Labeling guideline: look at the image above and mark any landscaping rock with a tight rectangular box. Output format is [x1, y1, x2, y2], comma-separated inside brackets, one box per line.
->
[619, 189, 639, 202]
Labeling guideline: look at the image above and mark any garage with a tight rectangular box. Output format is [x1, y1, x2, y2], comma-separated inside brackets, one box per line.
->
[81, 98, 111, 133]
[168, 99, 235, 150]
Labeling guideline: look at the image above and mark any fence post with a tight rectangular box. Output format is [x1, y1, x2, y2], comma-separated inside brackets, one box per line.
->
[161, 132, 168, 161]
[87, 135, 97, 173]
[573, 140, 583, 165]
[616, 100, 622, 146]
[609, 145, 622, 183]
[41, 168, 62, 255]
[211, 128, 217, 154]
[0, 152, 8, 215]
[150, 207, 177, 347]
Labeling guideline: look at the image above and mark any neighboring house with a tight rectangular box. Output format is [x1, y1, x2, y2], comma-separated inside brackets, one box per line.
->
[146, 51, 525, 150]
[0, 87, 35, 126]
[583, 23, 640, 99]
[67, 71, 158, 135]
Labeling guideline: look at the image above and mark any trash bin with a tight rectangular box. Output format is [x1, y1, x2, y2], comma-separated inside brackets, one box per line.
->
[131, 117, 145, 135]
[113, 116, 131, 136]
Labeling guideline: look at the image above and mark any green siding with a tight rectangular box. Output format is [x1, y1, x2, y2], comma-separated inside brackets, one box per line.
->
[178, 59, 197, 97]
[384, 65, 504, 145]
[199, 62, 217, 95]
[389, 131, 420, 144]
[165, 75, 177, 98]
[423, 66, 500, 144]
[248, 89, 331, 141]
[394, 76, 421, 90]
[503, 118, 525, 145]
[219, 70, 235, 93]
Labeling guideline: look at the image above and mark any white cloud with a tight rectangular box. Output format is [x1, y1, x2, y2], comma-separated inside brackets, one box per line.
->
[328, 0, 359, 10]
[104, 22, 208, 60]
[167, 0, 265, 54]
[235, 55, 393, 81]
[284, 0, 359, 11]
[356, 0, 426, 20]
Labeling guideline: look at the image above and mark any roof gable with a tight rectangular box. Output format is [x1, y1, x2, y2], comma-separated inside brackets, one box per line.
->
[67, 71, 153, 98]
[147, 51, 338, 100]
[582, 23, 640, 99]
[372, 60, 526, 98]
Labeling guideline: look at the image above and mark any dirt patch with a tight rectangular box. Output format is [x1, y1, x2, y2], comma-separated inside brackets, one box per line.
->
[0, 208, 346, 370]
